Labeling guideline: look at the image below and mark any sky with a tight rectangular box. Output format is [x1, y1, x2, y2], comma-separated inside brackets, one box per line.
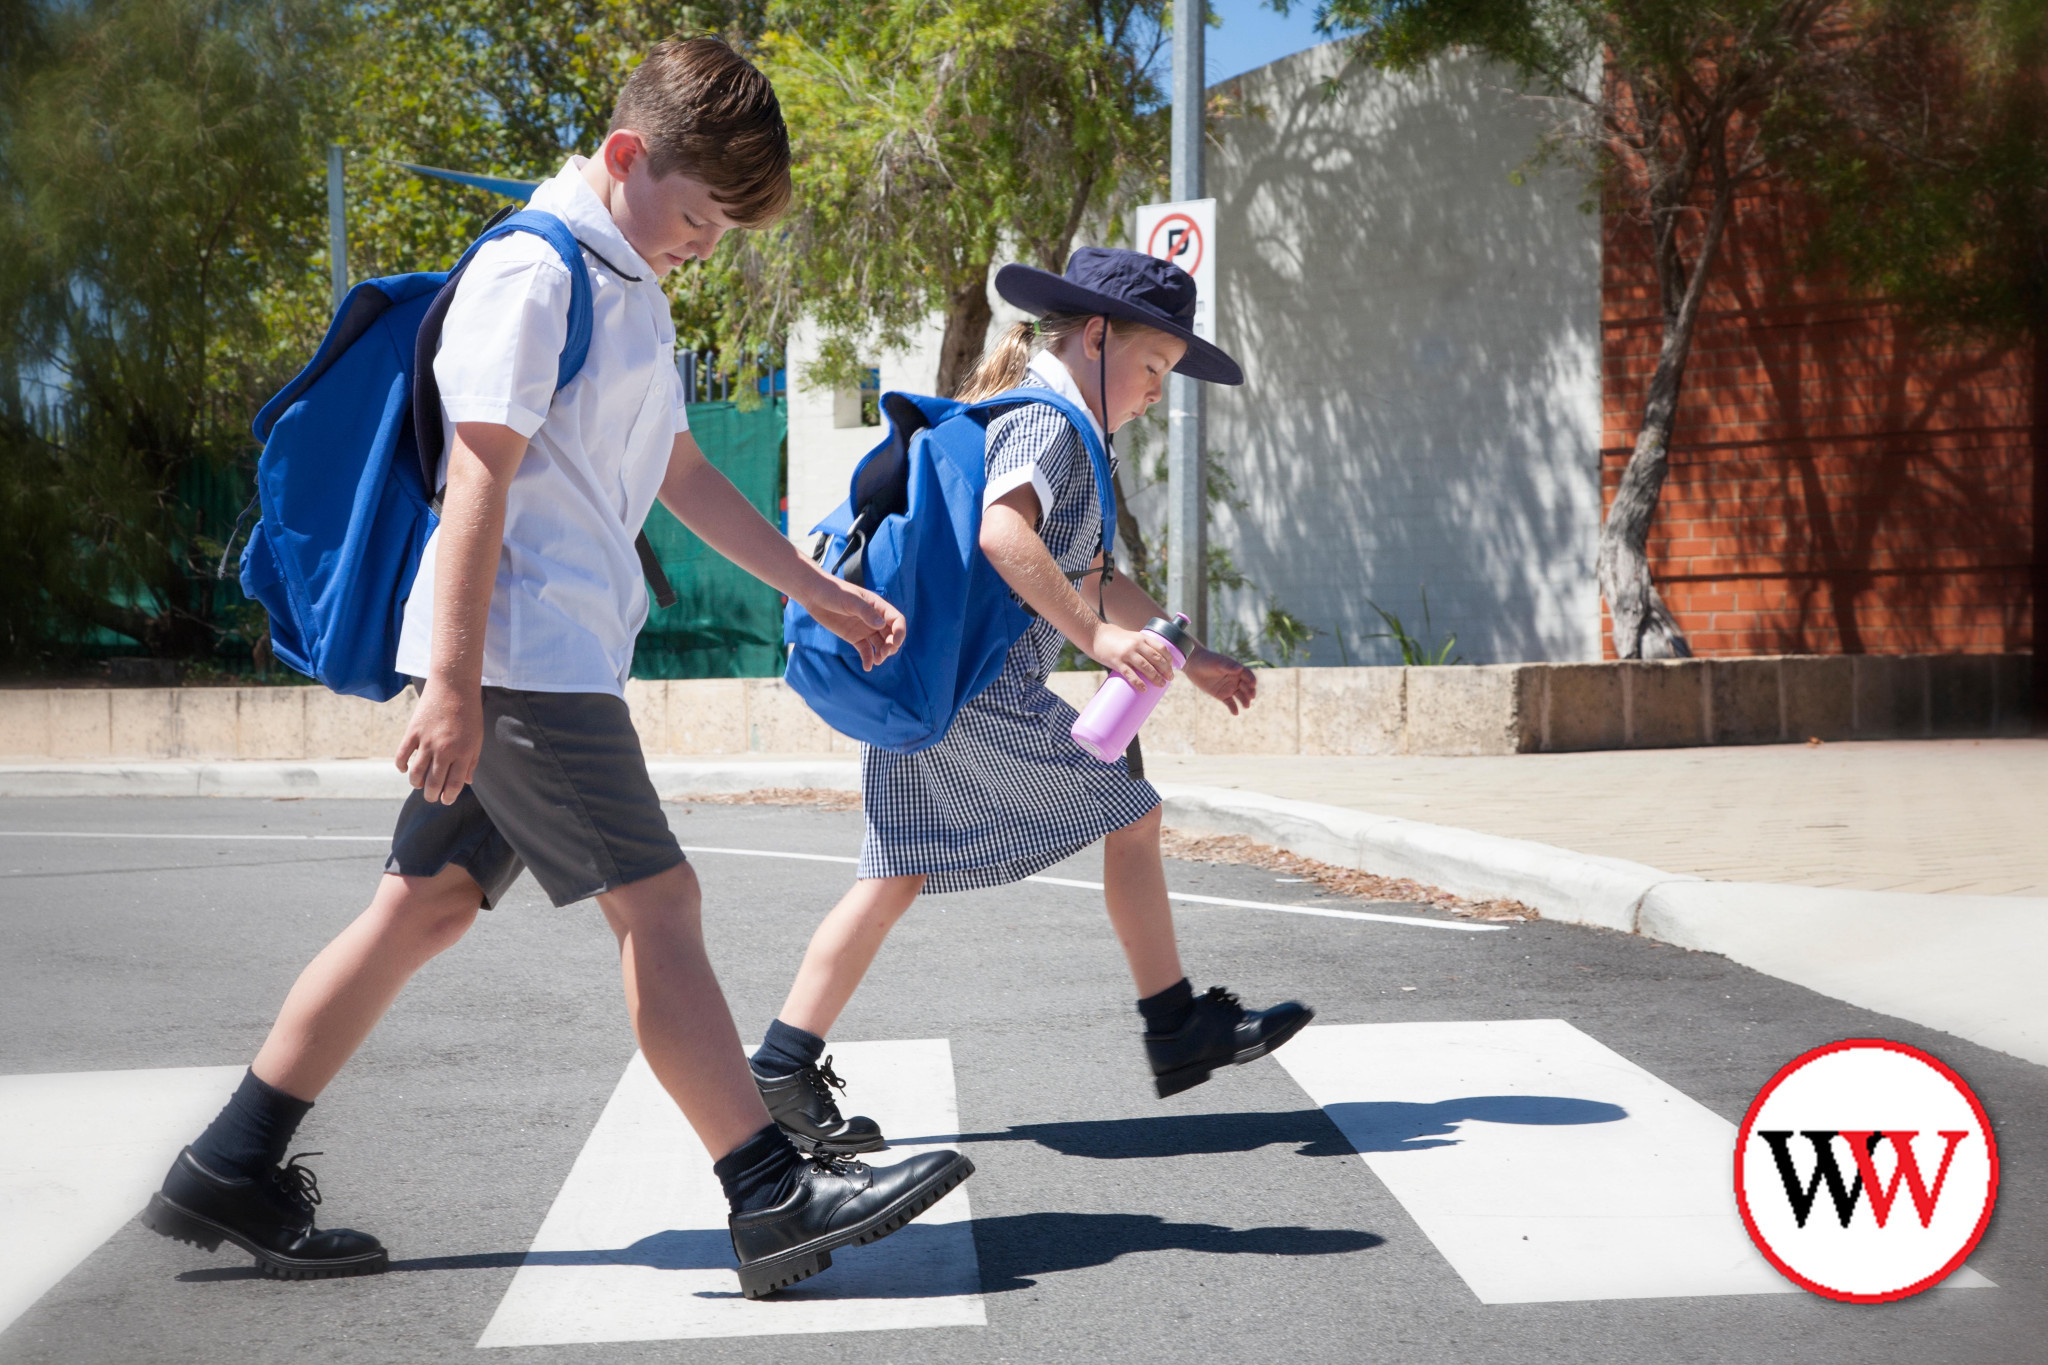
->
[1204, 1, 1333, 84]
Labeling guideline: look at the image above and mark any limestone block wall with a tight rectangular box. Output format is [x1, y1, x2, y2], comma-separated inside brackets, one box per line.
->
[0, 655, 2024, 762]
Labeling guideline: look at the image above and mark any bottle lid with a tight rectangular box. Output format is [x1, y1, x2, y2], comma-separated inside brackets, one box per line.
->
[1143, 613, 1194, 654]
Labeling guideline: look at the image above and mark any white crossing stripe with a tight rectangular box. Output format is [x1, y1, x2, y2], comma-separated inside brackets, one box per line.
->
[1276, 1021, 1992, 1304]
[476, 1040, 983, 1347]
[0, 1066, 242, 1333]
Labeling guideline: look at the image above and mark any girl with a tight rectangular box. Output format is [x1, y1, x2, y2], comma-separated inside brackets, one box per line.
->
[753, 248, 1312, 1154]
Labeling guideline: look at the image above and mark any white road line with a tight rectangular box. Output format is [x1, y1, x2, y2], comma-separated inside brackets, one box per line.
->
[0, 830, 386, 842]
[678, 845, 858, 864]
[1, 832, 1502, 932]
[0, 1065, 242, 1334]
[1276, 1021, 1994, 1303]
[1028, 875, 1504, 932]
[477, 1041, 982, 1347]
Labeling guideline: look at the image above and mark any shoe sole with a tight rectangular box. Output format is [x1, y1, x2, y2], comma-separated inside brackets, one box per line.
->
[736, 1153, 974, 1300]
[1153, 1005, 1317, 1099]
[141, 1193, 389, 1281]
[781, 1126, 888, 1157]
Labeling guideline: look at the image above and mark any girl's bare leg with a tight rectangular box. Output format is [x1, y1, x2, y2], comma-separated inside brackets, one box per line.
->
[774, 875, 926, 1038]
[1101, 804, 1186, 997]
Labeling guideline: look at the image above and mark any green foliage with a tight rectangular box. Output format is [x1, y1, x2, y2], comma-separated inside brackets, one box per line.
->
[1770, 0, 2048, 341]
[0, 0, 345, 668]
[746, 0, 1171, 394]
[342, 3, 774, 373]
[1361, 591, 1463, 666]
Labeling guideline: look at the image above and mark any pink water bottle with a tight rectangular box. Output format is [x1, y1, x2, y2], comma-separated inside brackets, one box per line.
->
[1071, 614, 1194, 761]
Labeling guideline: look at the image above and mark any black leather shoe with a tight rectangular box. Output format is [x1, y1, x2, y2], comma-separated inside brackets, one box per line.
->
[1145, 986, 1314, 1098]
[729, 1148, 973, 1298]
[141, 1149, 388, 1280]
[754, 1055, 886, 1155]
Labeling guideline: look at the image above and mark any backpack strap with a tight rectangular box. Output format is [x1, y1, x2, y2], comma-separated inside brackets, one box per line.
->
[969, 386, 1119, 592]
[409, 209, 677, 610]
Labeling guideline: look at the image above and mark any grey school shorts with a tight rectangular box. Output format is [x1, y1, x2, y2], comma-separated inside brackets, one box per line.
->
[385, 686, 685, 908]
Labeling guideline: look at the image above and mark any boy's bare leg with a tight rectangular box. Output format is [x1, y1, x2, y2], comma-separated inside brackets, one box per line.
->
[596, 861, 774, 1160]
[1102, 805, 1186, 998]
[772, 874, 925, 1039]
[251, 866, 485, 1100]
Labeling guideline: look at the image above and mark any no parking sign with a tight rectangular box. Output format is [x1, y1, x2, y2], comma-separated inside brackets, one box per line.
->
[1134, 198, 1216, 341]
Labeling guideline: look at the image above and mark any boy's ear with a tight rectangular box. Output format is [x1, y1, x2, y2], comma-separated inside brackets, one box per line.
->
[599, 128, 650, 183]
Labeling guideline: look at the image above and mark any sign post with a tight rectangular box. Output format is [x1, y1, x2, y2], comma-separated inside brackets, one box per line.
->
[1158, 0, 1208, 638]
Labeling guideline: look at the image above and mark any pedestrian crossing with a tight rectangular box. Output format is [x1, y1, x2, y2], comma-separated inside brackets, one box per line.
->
[477, 1040, 984, 1347]
[1279, 1020, 1993, 1303]
[0, 1026, 1998, 1345]
[0, 1065, 241, 1335]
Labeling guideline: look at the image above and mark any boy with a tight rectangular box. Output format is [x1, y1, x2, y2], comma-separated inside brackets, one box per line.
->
[142, 37, 971, 1300]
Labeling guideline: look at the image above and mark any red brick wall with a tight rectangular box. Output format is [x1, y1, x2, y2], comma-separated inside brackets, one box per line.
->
[1601, 191, 2037, 658]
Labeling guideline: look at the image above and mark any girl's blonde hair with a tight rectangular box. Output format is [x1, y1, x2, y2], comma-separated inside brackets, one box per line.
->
[953, 313, 1148, 401]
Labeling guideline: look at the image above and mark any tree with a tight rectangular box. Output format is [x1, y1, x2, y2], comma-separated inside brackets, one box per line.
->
[342, 2, 773, 359]
[1773, 0, 2047, 715]
[746, 0, 1171, 397]
[0, 0, 343, 668]
[1312, 0, 1847, 658]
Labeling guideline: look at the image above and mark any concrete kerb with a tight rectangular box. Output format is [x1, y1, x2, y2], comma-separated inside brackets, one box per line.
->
[1155, 783, 2048, 1068]
[1154, 783, 1684, 932]
[4, 760, 2039, 1067]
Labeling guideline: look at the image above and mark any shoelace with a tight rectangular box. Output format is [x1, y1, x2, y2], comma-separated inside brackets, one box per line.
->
[805, 1056, 850, 1105]
[1201, 985, 1244, 1018]
[273, 1152, 325, 1215]
[808, 1151, 868, 1178]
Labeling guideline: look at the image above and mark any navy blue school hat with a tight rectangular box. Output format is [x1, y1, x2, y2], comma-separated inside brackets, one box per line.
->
[993, 247, 1243, 386]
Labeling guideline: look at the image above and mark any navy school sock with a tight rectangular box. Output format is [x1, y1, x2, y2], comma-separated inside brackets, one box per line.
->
[714, 1123, 804, 1215]
[751, 1018, 825, 1079]
[189, 1069, 314, 1180]
[1137, 977, 1196, 1035]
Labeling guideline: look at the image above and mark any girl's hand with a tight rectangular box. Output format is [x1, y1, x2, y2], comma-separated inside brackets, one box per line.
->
[1183, 646, 1258, 715]
[1088, 623, 1175, 691]
[796, 573, 906, 671]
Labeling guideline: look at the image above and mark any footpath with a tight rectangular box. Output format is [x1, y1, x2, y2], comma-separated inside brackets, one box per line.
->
[2, 738, 2041, 1068]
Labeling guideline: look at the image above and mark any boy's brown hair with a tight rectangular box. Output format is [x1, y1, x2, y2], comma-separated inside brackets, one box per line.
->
[609, 35, 791, 229]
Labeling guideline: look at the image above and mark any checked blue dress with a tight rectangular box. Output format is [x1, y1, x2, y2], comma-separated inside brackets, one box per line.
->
[856, 375, 1161, 892]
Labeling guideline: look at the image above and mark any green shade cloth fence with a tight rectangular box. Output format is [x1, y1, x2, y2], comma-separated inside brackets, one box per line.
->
[632, 397, 788, 680]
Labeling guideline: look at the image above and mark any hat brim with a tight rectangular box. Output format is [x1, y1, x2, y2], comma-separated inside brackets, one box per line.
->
[994, 263, 1243, 386]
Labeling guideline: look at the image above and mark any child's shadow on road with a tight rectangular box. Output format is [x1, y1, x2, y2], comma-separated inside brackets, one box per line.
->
[970, 1212, 1382, 1293]
[921, 1094, 1627, 1159]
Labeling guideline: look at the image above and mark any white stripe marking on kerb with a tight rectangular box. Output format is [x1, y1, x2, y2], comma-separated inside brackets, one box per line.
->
[477, 1040, 982, 1346]
[1276, 1021, 1994, 1303]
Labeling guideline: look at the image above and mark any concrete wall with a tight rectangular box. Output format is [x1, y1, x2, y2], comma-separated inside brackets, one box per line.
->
[3, 655, 2023, 762]
[1196, 43, 1604, 667]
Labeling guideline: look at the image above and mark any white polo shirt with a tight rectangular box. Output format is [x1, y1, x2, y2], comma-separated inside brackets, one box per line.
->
[395, 157, 689, 696]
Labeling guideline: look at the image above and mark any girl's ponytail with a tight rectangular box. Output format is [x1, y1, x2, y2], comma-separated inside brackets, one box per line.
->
[954, 320, 1035, 401]
[953, 313, 1107, 401]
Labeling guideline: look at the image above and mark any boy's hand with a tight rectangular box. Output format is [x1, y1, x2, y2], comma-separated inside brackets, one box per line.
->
[1183, 646, 1258, 715]
[395, 680, 485, 804]
[798, 574, 906, 671]
[1089, 623, 1175, 691]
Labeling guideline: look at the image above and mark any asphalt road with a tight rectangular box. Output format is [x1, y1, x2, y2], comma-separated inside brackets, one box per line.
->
[0, 796, 2041, 1364]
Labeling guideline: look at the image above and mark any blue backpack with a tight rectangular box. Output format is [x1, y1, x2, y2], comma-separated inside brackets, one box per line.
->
[239, 209, 673, 701]
[784, 386, 1114, 753]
